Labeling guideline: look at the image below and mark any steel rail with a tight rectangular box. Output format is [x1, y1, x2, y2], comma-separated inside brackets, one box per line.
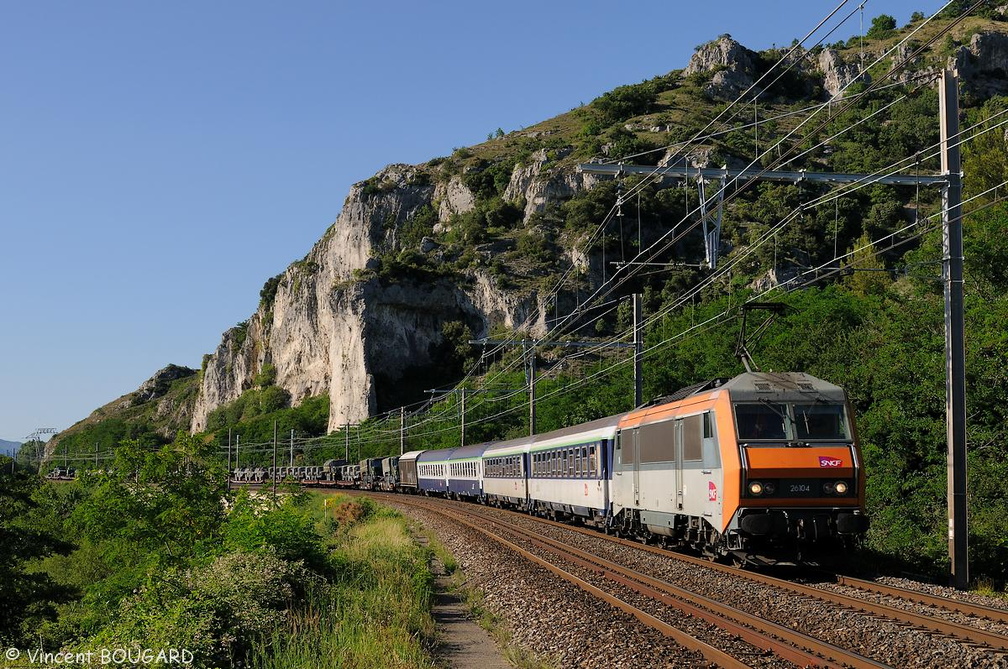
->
[377, 493, 884, 669]
[503, 509, 1008, 653]
[445, 505, 891, 669]
[398, 498, 753, 669]
[834, 575, 1008, 626]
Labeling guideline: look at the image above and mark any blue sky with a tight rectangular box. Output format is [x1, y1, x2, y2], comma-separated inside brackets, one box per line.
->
[1, 1, 934, 443]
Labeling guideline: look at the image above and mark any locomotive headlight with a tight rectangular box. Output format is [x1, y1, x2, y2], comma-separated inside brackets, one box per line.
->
[834, 480, 849, 495]
[748, 481, 764, 496]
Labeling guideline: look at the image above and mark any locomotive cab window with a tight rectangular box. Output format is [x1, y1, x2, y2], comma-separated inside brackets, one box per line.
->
[735, 403, 788, 441]
[794, 404, 850, 440]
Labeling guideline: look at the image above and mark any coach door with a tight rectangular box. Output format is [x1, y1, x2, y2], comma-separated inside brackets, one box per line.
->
[675, 419, 684, 510]
[632, 427, 641, 506]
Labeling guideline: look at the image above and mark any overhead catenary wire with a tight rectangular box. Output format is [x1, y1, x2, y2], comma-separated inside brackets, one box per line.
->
[370, 1, 975, 449]
[218, 0, 983, 457]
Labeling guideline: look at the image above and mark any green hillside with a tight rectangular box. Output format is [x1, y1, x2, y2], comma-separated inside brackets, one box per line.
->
[42, 10, 1008, 586]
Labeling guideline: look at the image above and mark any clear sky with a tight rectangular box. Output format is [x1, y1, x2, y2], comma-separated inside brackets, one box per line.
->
[1, 1, 935, 443]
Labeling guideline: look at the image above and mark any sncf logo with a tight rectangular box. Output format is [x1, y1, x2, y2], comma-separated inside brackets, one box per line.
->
[819, 457, 843, 468]
[708, 481, 718, 501]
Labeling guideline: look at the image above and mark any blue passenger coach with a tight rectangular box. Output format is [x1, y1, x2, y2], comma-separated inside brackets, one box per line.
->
[445, 443, 489, 500]
[417, 448, 454, 494]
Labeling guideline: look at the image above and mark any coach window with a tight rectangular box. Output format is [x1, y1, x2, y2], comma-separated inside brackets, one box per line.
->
[589, 444, 597, 477]
[568, 450, 575, 476]
[581, 447, 588, 478]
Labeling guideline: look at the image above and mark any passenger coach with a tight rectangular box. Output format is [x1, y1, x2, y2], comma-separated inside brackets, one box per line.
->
[526, 415, 616, 524]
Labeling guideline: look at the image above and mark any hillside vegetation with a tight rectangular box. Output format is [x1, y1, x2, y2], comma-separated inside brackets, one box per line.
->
[38, 8, 1008, 589]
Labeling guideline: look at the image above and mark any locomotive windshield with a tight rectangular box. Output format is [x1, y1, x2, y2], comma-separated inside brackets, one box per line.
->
[735, 402, 788, 440]
[735, 402, 849, 442]
[793, 403, 849, 440]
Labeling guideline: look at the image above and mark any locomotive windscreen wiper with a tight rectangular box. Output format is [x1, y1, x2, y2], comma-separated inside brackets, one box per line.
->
[757, 397, 788, 422]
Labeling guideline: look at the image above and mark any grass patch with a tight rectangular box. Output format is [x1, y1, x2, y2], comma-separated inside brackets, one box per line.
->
[248, 494, 437, 669]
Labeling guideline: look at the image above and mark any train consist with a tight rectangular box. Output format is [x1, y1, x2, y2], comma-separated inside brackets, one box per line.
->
[233, 371, 869, 566]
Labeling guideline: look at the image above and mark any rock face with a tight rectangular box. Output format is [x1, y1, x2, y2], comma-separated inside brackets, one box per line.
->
[190, 164, 557, 434]
[953, 31, 1008, 98]
[187, 28, 1008, 436]
[818, 48, 866, 98]
[684, 35, 760, 99]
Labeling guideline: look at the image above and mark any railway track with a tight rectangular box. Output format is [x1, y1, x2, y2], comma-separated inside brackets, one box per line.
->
[359, 491, 1008, 668]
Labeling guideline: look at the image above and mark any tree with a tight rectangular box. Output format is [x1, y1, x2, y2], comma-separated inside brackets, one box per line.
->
[843, 233, 892, 296]
[72, 433, 229, 563]
[963, 100, 1008, 209]
[0, 458, 72, 643]
[867, 14, 897, 39]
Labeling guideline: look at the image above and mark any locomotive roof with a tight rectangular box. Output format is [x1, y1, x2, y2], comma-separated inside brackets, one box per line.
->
[721, 371, 846, 403]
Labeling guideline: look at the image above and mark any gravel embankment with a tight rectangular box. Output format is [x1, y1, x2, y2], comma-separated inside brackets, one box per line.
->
[394, 499, 1008, 669]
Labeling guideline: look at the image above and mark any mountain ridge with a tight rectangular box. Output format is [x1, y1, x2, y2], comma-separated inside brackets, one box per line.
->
[50, 13, 1008, 450]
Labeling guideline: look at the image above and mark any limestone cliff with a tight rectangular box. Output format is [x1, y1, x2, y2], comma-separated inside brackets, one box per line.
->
[190, 161, 594, 434]
[190, 27, 1008, 435]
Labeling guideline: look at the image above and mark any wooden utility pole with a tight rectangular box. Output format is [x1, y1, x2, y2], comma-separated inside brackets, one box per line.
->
[940, 69, 968, 590]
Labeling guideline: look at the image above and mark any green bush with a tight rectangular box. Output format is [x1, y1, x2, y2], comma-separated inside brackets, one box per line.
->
[82, 550, 312, 667]
[224, 491, 329, 574]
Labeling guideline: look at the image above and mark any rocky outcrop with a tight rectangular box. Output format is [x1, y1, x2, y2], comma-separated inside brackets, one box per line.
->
[190, 160, 562, 434]
[952, 31, 1008, 98]
[684, 35, 759, 99]
[434, 176, 476, 225]
[132, 364, 197, 406]
[818, 48, 866, 98]
[504, 148, 598, 219]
